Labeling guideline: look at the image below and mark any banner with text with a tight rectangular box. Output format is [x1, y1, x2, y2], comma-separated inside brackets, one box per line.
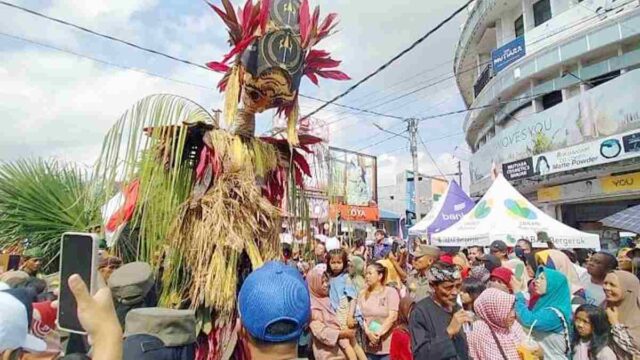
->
[470, 69, 640, 192]
[503, 129, 640, 180]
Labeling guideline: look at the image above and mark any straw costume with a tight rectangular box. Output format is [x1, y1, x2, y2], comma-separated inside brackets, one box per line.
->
[93, 1, 348, 359]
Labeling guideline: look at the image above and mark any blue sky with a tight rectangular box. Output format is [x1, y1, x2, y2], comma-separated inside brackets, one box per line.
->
[0, 0, 472, 187]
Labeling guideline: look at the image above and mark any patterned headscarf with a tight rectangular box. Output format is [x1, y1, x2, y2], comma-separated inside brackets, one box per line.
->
[428, 264, 461, 284]
[470, 288, 525, 360]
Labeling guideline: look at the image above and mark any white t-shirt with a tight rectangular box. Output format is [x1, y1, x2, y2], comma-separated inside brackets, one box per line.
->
[573, 340, 617, 360]
[574, 264, 590, 284]
[584, 279, 606, 306]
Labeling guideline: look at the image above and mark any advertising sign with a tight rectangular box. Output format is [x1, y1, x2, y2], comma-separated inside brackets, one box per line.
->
[537, 171, 640, 203]
[329, 148, 377, 206]
[492, 36, 526, 73]
[600, 172, 640, 194]
[471, 69, 640, 192]
[503, 129, 640, 180]
[329, 204, 380, 222]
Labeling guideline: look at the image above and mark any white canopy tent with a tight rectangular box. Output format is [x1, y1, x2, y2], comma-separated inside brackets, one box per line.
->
[409, 180, 474, 236]
[409, 197, 444, 235]
[431, 175, 600, 250]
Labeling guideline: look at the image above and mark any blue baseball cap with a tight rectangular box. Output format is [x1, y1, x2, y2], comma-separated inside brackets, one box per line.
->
[238, 261, 310, 343]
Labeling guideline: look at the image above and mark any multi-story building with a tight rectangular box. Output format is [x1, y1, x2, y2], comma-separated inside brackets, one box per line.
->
[378, 171, 448, 225]
[456, 0, 640, 245]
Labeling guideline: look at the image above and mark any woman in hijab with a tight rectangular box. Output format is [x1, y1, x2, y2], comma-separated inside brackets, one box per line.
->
[468, 288, 527, 360]
[307, 266, 359, 360]
[514, 267, 573, 359]
[603, 270, 640, 359]
[536, 249, 586, 308]
[348, 256, 365, 293]
[389, 297, 414, 360]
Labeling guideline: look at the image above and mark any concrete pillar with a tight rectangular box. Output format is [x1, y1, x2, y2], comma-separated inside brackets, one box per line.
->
[522, 0, 535, 30]
[495, 18, 504, 46]
[551, 0, 570, 15]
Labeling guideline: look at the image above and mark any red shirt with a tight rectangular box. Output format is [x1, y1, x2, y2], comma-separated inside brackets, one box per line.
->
[390, 328, 413, 360]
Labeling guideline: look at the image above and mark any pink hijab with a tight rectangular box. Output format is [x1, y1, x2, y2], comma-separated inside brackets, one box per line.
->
[469, 288, 526, 360]
[307, 266, 340, 328]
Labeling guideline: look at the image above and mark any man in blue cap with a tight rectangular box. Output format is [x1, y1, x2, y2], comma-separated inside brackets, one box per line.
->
[238, 261, 311, 359]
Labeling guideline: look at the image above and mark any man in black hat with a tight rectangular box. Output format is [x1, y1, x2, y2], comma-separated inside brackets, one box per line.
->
[489, 240, 509, 265]
[410, 262, 470, 360]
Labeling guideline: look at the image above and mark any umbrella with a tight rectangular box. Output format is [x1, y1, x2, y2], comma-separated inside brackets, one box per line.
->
[600, 204, 640, 234]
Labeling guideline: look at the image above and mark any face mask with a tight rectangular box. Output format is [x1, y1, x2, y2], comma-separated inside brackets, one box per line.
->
[514, 247, 524, 258]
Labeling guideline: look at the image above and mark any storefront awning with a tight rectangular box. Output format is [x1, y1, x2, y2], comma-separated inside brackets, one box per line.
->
[601, 204, 640, 235]
[379, 209, 401, 220]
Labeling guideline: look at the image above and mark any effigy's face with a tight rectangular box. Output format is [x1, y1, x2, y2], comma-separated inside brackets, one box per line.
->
[239, 0, 303, 114]
[241, 67, 297, 114]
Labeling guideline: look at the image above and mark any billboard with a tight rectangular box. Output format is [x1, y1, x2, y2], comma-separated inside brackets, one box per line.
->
[470, 69, 640, 191]
[329, 148, 377, 206]
[492, 36, 526, 73]
[503, 129, 640, 180]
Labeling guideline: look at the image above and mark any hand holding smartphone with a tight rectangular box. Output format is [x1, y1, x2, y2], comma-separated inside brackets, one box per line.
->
[57, 232, 99, 334]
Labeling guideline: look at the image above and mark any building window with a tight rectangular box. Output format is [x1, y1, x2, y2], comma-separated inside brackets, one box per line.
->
[515, 15, 525, 38]
[588, 70, 621, 87]
[534, 0, 552, 27]
[542, 90, 562, 109]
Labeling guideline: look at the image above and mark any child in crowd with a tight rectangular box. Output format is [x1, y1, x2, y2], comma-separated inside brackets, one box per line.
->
[461, 277, 486, 315]
[389, 296, 414, 360]
[326, 249, 366, 360]
[572, 304, 616, 360]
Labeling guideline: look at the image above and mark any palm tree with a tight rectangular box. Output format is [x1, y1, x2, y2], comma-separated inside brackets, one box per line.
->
[0, 158, 103, 270]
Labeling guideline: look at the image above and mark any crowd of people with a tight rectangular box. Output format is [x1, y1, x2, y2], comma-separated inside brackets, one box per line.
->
[280, 231, 640, 360]
[1, 230, 640, 360]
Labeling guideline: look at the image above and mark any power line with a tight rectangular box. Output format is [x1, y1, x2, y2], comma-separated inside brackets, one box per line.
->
[298, 94, 405, 120]
[316, 3, 617, 125]
[418, 132, 448, 180]
[2, 0, 627, 146]
[0, 0, 212, 71]
[355, 130, 409, 152]
[0, 0, 471, 125]
[300, 0, 473, 120]
[0, 31, 216, 91]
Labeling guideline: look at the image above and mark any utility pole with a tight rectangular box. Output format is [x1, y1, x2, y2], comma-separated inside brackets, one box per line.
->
[458, 161, 462, 185]
[408, 118, 421, 221]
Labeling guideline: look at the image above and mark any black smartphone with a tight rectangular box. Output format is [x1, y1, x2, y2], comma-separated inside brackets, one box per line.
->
[391, 241, 400, 255]
[7, 254, 20, 270]
[57, 232, 98, 334]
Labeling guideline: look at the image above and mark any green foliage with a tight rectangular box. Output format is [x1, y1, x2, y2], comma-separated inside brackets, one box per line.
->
[0, 158, 103, 269]
[92, 94, 215, 264]
[531, 131, 553, 155]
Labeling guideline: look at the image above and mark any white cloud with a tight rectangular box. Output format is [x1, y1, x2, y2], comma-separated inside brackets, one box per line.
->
[47, 0, 157, 22]
[377, 150, 470, 191]
[0, 49, 218, 162]
[0, 0, 471, 179]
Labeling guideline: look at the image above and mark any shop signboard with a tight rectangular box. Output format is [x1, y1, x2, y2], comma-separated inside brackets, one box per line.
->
[470, 69, 640, 192]
[503, 129, 640, 181]
[600, 172, 640, 194]
[492, 36, 526, 73]
[329, 204, 379, 222]
[537, 171, 640, 203]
